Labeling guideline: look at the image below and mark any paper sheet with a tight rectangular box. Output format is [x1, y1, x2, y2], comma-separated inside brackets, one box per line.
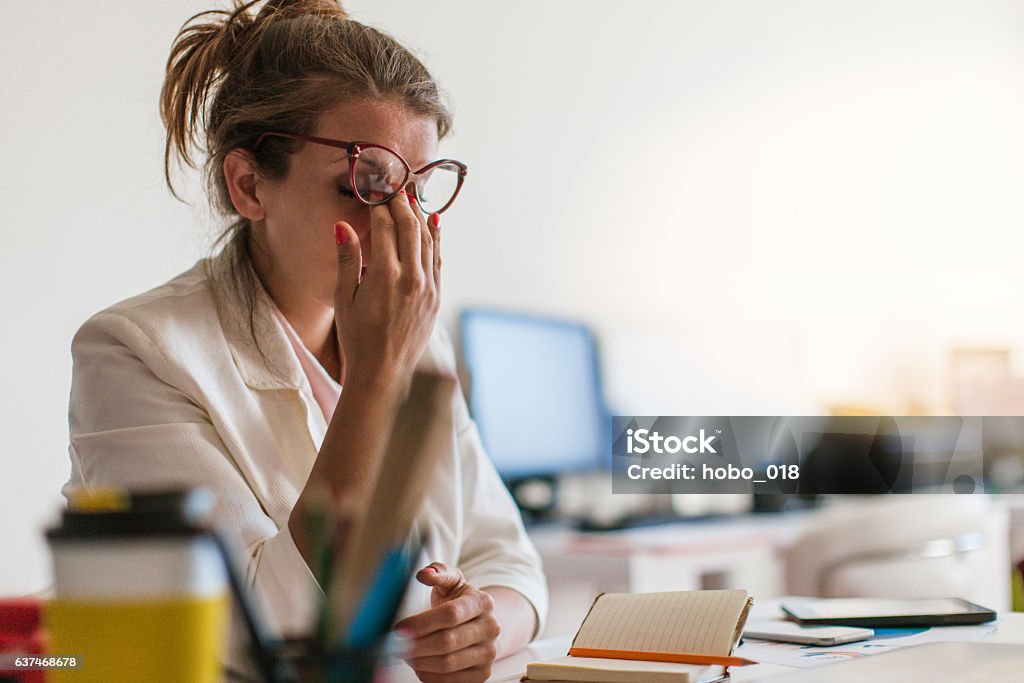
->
[739, 623, 996, 669]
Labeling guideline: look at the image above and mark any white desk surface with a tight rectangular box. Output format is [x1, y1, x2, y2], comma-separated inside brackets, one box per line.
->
[377, 600, 1024, 682]
[529, 511, 815, 556]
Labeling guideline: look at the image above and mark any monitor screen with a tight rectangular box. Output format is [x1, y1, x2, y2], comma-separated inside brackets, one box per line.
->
[460, 309, 606, 478]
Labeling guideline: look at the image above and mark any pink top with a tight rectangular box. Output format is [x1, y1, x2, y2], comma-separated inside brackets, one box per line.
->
[269, 303, 342, 423]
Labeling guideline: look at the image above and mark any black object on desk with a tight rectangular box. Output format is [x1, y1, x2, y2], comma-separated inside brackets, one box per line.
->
[781, 597, 997, 628]
[575, 511, 724, 532]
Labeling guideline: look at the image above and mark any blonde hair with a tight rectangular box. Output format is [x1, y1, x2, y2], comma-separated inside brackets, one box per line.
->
[159, 0, 451, 350]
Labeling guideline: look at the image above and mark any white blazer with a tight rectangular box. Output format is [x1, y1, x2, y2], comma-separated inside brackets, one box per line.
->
[64, 249, 548, 672]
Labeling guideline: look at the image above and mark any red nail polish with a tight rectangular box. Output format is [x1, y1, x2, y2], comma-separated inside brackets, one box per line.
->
[334, 223, 348, 246]
[429, 213, 440, 230]
[398, 189, 407, 197]
[408, 195, 417, 208]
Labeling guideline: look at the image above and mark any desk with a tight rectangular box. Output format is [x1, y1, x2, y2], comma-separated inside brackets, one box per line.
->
[378, 599, 1024, 682]
[377, 637, 568, 683]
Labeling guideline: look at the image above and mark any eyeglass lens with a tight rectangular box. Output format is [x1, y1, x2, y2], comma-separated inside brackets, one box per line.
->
[352, 147, 460, 213]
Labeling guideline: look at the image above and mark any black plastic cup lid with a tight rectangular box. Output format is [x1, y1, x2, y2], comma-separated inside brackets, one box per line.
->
[46, 487, 217, 540]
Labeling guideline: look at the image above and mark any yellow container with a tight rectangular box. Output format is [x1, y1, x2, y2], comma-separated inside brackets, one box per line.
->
[45, 491, 231, 682]
[44, 593, 227, 682]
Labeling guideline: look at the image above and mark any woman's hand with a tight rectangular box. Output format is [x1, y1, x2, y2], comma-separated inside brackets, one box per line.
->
[333, 192, 441, 388]
[395, 563, 501, 683]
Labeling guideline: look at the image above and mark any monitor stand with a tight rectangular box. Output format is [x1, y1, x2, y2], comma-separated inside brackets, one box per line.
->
[507, 475, 560, 522]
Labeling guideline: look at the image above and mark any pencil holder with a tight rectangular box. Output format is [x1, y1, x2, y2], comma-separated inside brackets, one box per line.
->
[289, 640, 380, 683]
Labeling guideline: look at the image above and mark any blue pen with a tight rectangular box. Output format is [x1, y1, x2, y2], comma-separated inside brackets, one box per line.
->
[330, 532, 423, 649]
[325, 537, 420, 681]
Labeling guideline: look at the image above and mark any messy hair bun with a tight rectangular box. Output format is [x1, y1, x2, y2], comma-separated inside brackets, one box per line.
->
[159, 0, 451, 357]
[160, 0, 352, 190]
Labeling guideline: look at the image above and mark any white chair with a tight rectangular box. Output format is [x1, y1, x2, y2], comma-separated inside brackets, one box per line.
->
[783, 495, 1010, 612]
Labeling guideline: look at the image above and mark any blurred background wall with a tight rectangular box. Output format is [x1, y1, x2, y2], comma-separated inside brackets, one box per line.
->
[3, 0, 1024, 594]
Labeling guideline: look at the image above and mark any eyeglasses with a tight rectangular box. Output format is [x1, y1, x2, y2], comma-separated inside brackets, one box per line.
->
[254, 131, 468, 215]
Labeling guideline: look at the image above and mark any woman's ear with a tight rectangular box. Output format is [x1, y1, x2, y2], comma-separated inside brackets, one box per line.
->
[223, 150, 266, 221]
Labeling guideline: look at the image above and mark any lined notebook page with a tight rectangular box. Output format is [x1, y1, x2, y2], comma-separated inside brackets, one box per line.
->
[572, 589, 749, 656]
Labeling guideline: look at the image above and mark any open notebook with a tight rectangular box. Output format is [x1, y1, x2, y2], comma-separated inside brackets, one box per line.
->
[524, 589, 754, 683]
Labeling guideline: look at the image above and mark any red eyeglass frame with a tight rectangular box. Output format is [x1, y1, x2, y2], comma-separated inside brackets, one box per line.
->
[254, 131, 468, 214]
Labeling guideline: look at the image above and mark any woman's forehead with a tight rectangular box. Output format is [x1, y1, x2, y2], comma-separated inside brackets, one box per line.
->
[314, 100, 438, 168]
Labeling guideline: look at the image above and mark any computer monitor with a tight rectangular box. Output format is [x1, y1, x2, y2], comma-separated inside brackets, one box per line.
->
[459, 309, 607, 479]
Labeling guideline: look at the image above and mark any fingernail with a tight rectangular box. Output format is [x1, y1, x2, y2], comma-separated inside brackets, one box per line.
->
[396, 625, 412, 637]
[423, 566, 438, 574]
[398, 189, 407, 197]
[334, 222, 347, 246]
[408, 195, 417, 208]
[429, 213, 441, 231]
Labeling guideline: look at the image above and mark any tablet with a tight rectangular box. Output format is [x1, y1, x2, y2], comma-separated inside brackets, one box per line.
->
[781, 597, 996, 627]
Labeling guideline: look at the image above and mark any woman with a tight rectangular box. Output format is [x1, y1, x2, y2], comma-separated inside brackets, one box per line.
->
[63, 1, 547, 681]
